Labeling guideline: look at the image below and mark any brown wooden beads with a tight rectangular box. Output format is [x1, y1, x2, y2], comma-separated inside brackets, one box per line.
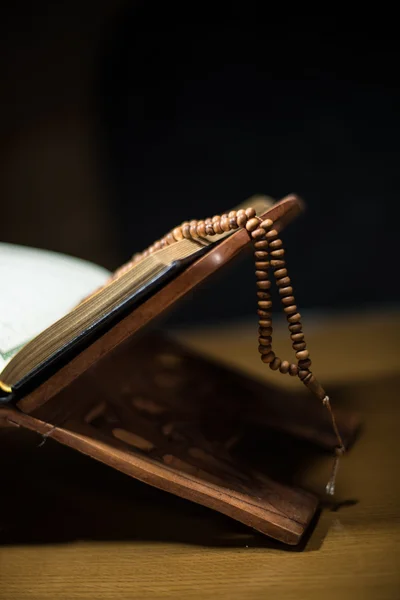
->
[130, 203, 349, 479]
[142, 212, 337, 414]
[130, 206, 320, 388]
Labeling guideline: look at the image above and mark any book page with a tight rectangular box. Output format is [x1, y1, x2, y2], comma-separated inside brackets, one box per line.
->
[0, 243, 110, 371]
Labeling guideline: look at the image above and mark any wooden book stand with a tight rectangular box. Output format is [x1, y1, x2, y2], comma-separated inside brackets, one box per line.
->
[0, 196, 359, 545]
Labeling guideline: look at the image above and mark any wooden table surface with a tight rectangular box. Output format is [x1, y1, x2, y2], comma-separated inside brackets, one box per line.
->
[1, 309, 399, 600]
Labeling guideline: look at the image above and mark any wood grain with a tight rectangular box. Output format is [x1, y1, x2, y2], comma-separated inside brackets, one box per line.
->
[2, 331, 359, 547]
[0, 408, 318, 545]
[5, 329, 343, 546]
[1, 309, 399, 600]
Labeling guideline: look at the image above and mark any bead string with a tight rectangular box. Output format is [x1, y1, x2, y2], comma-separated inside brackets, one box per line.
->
[130, 207, 345, 495]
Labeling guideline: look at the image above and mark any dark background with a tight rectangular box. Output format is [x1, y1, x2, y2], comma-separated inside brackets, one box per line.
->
[1, 1, 399, 324]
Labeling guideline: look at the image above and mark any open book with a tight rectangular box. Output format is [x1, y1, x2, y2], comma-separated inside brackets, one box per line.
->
[0, 196, 278, 402]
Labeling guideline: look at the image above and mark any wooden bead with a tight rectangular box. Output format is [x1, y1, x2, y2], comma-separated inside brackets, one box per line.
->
[237, 213, 248, 227]
[260, 218, 273, 230]
[230, 217, 239, 229]
[220, 215, 230, 232]
[288, 312, 301, 324]
[258, 344, 272, 355]
[254, 240, 269, 249]
[258, 344, 272, 354]
[283, 305, 297, 315]
[205, 218, 213, 226]
[257, 291, 270, 299]
[270, 248, 285, 258]
[289, 364, 299, 376]
[245, 207, 256, 218]
[182, 223, 191, 238]
[258, 311, 272, 326]
[288, 323, 302, 333]
[276, 276, 291, 288]
[296, 349, 309, 361]
[257, 280, 272, 292]
[259, 313, 272, 320]
[257, 309, 270, 317]
[190, 224, 199, 238]
[279, 286, 293, 296]
[298, 370, 310, 380]
[261, 351, 275, 364]
[278, 285, 293, 298]
[251, 228, 266, 240]
[293, 341, 306, 351]
[258, 327, 272, 337]
[212, 215, 220, 223]
[196, 221, 206, 237]
[172, 227, 184, 241]
[302, 372, 313, 385]
[279, 360, 290, 374]
[259, 336, 272, 354]
[256, 280, 271, 290]
[236, 209, 246, 218]
[255, 270, 268, 280]
[298, 358, 312, 369]
[205, 223, 215, 235]
[265, 229, 279, 240]
[213, 220, 223, 234]
[255, 261, 270, 270]
[269, 357, 281, 370]
[291, 332, 305, 342]
[246, 218, 260, 232]
[269, 238, 283, 249]
[270, 259, 285, 268]
[255, 250, 269, 259]
[258, 320, 272, 329]
[258, 300, 272, 310]
[259, 336, 272, 346]
[257, 285, 271, 295]
[281, 295, 295, 306]
[228, 211, 237, 219]
[274, 268, 287, 279]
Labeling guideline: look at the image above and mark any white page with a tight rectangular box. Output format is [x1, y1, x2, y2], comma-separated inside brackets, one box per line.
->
[0, 243, 110, 371]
